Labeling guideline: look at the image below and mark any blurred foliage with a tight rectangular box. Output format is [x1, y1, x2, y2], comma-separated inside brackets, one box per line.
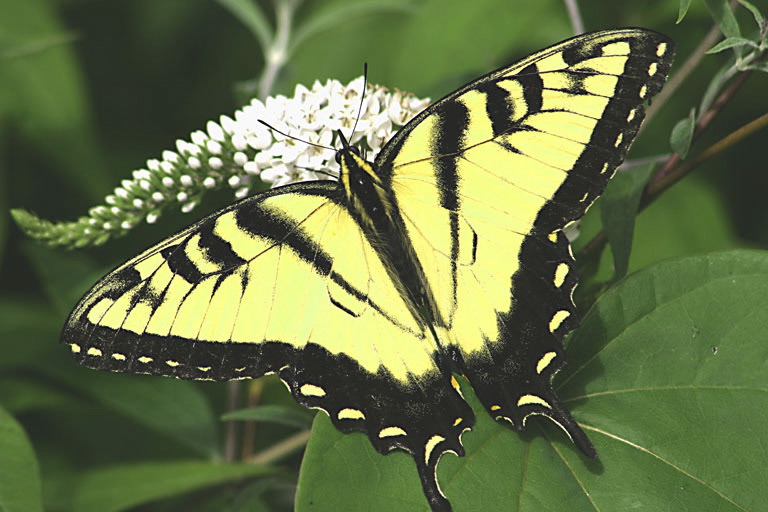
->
[1, 0, 767, 511]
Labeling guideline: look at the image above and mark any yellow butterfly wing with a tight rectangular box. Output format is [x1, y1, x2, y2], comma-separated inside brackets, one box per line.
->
[374, 28, 673, 458]
[63, 181, 473, 476]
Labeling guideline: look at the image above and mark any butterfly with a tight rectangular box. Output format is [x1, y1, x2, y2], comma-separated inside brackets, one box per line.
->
[63, 28, 673, 511]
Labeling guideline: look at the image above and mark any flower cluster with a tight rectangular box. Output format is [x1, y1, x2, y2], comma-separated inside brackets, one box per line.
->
[13, 77, 430, 248]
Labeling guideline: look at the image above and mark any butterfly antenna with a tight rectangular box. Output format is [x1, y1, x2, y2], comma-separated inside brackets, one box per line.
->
[295, 165, 338, 180]
[348, 63, 368, 144]
[258, 120, 335, 151]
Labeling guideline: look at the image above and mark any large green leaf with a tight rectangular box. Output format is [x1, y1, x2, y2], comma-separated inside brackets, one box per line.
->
[0, 124, 6, 268]
[290, 0, 414, 57]
[23, 242, 104, 316]
[575, 177, 738, 287]
[0, 407, 44, 512]
[297, 251, 768, 511]
[289, 0, 568, 98]
[223, 404, 314, 429]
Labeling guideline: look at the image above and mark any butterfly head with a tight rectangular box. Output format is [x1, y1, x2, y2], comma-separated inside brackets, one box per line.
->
[336, 130, 381, 187]
[334, 131, 363, 162]
[334, 130, 393, 227]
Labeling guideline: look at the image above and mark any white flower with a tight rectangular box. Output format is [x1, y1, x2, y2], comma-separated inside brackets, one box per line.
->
[68, 75, 430, 247]
[212, 76, 428, 190]
[259, 163, 294, 186]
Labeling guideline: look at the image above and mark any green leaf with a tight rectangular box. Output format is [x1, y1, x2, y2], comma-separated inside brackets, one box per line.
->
[73, 460, 277, 512]
[290, 0, 563, 94]
[600, 163, 655, 279]
[705, 0, 742, 38]
[577, 177, 739, 317]
[0, 376, 77, 415]
[222, 405, 314, 429]
[297, 251, 768, 511]
[698, 61, 729, 113]
[213, 0, 272, 51]
[289, 2, 413, 92]
[706, 36, 757, 53]
[670, 108, 696, 159]
[565, 250, 768, 511]
[737, 0, 765, 29]
[230, 480, 280, 512]
[677, 0, 693, 23]
[296, 401, 439, 511]
[0, 406, 44, 512]
[56, 371, 220, 458]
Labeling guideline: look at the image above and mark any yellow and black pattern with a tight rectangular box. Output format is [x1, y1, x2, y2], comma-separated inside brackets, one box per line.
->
[66, 179, 475, 509]
[373, 29, 674, 467]
[63, 28, 673, 512]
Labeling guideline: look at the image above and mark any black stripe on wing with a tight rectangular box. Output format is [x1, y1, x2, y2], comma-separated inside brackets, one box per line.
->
[534, 33, 674, 232]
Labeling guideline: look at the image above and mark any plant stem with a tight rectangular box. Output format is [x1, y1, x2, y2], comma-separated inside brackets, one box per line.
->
[259, 0, 301, 100]
[644, 23, 723, 129]
[227, 0, 302, 465]
[644, 109, 768, 206]
[578, 67, 756, 262]
[248, 429, 312, 465]
[224, 381, 241, 462]
[563, 0, 584, 35]
[641, 68, 753, 207]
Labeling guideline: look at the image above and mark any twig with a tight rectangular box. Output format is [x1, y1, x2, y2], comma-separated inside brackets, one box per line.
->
[248, 429, 312, 465]
[578, 67, 757, 261]
[644, 23, 723, 128]
[642, 68, 753, 205]
[644, 110, 768, 205]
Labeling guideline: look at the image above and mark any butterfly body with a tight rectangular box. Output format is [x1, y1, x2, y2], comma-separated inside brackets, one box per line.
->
[63, 29, 674, 511]
[336, 142, 434, 323]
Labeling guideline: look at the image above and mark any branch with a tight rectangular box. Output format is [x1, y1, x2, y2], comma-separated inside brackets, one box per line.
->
[577, 67, 756, 262]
